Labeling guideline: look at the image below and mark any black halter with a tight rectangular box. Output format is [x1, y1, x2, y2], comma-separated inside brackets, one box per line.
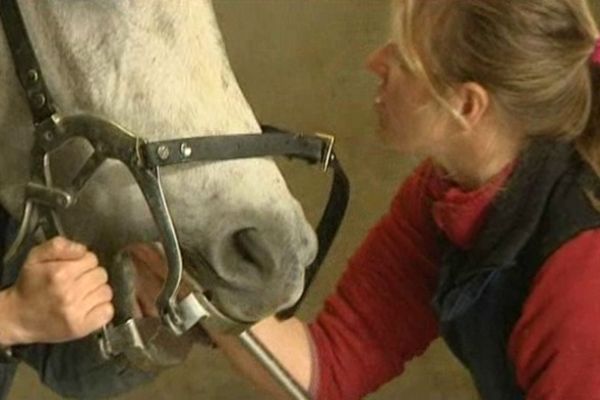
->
[0, 0, 348, 348]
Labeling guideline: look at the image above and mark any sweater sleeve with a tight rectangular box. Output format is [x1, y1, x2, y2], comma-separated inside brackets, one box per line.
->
[308, 162, 441, 400]
[509, 229, 600, 400]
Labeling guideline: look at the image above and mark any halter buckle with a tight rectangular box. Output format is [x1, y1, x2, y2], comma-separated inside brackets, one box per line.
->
[315, 132, 335, 171]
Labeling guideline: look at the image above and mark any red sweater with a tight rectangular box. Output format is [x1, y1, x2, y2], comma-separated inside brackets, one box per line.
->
[309, 161, 600, 399]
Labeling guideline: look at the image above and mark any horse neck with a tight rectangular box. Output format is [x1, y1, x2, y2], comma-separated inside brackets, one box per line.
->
[11, 0, 259, 138]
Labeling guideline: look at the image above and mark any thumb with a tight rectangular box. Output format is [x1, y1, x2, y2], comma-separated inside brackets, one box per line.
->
[27, 237, 88, 264]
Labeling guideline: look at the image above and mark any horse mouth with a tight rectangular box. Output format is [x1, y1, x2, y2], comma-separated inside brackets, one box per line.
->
[180, 247, 259, 323]
[179, 229, 305, 322]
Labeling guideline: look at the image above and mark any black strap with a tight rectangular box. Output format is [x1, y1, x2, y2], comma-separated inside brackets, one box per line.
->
[143, 130, 325, 167]
[0, 0, 56, 123]
[277, 153, 349, 319]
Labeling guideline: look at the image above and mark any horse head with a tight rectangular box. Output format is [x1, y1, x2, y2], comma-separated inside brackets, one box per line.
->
[0, 0, 320, 325]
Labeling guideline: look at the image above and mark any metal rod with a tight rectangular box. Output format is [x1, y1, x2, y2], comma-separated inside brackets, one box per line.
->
[3, 200, 32, 265]
[239, 331, 311, 400]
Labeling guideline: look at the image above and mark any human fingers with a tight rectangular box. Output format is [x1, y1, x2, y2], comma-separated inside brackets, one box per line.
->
[82, 300, 115, 333]
[131, 296, 145, 319]
[75, 267, 110, 301]
[134, 259, 164, 301]
[127, 243, 168, 278]
[80, 281, 113, 305]
[128, 244, 194, 298]
[128, 243, 192, 307]
[14, 251, 101, 307]
[129, 248, 166, 317]
[135, 292, 160, 318]
[58, 284, 113, 338]
[26, 237, 87, 263]
[36, 251, 100, 286]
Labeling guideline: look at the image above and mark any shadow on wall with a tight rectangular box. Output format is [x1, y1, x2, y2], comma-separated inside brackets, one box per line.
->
[8, 1, 600, 399]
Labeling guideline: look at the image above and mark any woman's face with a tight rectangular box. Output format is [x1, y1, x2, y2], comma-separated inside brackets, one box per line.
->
[367, 42, 451, 156]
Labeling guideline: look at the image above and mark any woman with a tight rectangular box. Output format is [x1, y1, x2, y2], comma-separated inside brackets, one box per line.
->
[132, 0, 600, 398]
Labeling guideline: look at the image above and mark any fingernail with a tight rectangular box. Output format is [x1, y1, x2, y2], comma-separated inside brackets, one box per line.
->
[71, 242, 86, 252]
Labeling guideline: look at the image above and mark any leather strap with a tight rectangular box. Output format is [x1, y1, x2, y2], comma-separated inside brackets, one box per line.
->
[143, 130, 325, 168]
[277, 151, 349, 318]
[0, 0, 56, 123]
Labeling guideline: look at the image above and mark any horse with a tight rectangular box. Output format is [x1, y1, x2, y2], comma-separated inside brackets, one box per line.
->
[0, 0, 320, 345]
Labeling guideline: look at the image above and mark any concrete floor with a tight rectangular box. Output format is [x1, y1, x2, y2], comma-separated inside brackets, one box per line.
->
[10, 0, 600, 398]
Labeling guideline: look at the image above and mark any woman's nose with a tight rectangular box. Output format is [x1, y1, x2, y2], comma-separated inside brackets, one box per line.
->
[366, 45, 389, 79]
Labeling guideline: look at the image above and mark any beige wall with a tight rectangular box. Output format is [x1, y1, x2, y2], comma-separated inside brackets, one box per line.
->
[9, 1, 600, 399]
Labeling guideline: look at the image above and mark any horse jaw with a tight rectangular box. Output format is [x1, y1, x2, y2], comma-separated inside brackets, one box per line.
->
[0, 0, 317, 322]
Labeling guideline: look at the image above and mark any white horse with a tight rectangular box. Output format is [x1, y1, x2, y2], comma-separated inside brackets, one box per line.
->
[0, 0, 317, 326]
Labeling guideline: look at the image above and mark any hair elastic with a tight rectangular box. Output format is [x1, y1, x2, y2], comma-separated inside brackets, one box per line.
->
[593, 38, 600, 65]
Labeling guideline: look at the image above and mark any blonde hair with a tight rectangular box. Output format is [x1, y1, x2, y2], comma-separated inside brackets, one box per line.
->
[391, 0, 600, 171]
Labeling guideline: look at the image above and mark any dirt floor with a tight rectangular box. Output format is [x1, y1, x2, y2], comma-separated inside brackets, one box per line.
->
[10, 0, 600, 398]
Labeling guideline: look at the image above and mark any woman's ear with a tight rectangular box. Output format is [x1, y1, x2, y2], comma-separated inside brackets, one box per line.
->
[452, 82, 490, 131]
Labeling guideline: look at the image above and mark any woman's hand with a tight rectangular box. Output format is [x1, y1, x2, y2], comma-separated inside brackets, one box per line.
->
[125, 243, 194, 318]
[125, 243, 167, 319]
[0, 236, 114, 346]
[125, 243, 212, 344]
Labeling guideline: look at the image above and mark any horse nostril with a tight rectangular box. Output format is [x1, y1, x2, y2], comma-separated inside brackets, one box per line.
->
[231, 228, 278, 278]
[232, 228, 261, 266]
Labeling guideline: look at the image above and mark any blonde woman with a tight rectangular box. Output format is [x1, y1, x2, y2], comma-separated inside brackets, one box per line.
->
[132, 0, 600, 398]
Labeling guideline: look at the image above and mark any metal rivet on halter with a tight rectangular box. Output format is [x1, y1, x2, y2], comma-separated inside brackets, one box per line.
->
[31, 93, 46, 109]
[157, 145, 171, 161]
[180, 142, 192, 158]
[26, 69, 39, 84]
[55, 191, 73, 209]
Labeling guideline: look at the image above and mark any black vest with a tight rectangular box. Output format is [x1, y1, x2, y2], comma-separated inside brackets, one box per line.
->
[433, 141, 600, 400]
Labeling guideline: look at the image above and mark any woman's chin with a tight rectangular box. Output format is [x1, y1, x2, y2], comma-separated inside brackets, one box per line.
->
[378, 132, 418, 155]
